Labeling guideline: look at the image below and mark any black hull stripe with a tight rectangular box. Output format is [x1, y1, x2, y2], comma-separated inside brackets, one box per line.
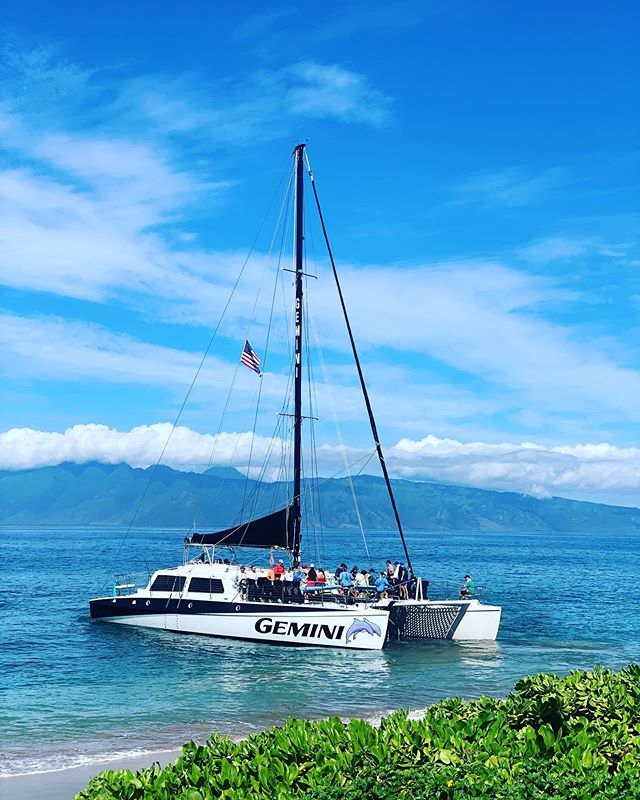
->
[89, 596, 362, 620]
[446, 604, 468, 639]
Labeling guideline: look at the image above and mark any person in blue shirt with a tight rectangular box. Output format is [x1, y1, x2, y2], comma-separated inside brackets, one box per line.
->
[375, 572, 389, 598]
[339, 567, 354, 597]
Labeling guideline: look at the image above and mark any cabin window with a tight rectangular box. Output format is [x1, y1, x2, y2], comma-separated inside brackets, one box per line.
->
[150, 574, 186, 592]
[188, 577, 225, 594]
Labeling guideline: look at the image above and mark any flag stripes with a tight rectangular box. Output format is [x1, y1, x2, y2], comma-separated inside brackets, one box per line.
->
[240, 340, 261, 375]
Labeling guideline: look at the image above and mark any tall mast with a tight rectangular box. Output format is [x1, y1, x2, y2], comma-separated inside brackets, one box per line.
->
[290, 143, 305, 562]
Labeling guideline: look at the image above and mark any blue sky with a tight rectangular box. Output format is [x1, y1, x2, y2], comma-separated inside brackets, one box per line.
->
[0, 1, 639, 503]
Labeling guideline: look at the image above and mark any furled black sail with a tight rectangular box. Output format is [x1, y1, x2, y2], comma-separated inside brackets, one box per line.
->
[188, 506, 291, 549]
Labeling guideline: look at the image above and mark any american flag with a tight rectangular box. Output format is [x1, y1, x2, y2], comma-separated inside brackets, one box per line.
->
[240, 340, 261, 375]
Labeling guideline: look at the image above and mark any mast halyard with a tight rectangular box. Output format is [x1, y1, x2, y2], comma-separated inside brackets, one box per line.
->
[290, 143, 306, 563]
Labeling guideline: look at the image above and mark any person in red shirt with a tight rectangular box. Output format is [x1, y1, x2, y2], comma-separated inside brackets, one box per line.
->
[273, 558, 286, 581]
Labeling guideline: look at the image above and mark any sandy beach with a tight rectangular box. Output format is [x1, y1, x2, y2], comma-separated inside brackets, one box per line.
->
[0, 750, 182, 800]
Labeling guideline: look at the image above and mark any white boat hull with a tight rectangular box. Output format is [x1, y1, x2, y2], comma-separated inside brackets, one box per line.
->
[90, 595, 500, 647]
[91, 602, 389, 650]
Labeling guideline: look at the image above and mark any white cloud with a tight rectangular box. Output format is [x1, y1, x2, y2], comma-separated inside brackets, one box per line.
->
[0, 312, 497, 435]
[2, 424, 640, 506]
[454, 167, 569, 207]
[0, 44, 390, 310]
[0, 423, 278, 472]
[283, 62, 390, 126]
[386, 435, 640, 503]
[516, 235, 628, 264]
[308, 260, 640, 421]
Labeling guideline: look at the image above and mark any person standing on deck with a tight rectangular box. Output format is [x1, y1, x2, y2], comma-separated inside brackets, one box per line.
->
[375, 572, 389, 598]
[273, 559, 286, 581]
[395, 561, 409, 599]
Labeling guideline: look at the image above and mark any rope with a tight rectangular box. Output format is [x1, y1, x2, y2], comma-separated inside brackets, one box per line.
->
[304, 150, 414, 576]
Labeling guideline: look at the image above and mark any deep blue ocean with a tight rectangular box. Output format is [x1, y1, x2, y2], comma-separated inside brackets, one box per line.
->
[1, 526, 639, 776]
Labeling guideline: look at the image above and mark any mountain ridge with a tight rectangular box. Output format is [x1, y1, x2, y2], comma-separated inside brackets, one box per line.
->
[1, 460, 639, 532]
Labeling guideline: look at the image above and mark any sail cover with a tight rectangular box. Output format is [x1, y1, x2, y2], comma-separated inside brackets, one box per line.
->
[189, 506, 290, 549]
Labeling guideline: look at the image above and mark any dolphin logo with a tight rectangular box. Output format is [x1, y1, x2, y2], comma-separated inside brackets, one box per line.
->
[345, 618, 382, 643]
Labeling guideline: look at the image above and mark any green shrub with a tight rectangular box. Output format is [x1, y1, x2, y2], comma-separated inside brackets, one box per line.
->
[76, 665, 640, 800]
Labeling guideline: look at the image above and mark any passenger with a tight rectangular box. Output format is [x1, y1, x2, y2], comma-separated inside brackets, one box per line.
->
[395, 561, 409, 599]
[375, 571, 389, 598]
[316, 567, 326, 584]
[335, 562, 347, 582]
[339, 565, 354, 595]
[367, 569, 377, 587]
[236, 566, 248, 598]
[307, 564, 317, 587]
[273, 558, 286, 581]
[386, 560, 395, 581]
[354, 568, 368, 598]
[459, 574, 475, 598]
[292, 564, 306, 585]
[266, 566, 275, 582]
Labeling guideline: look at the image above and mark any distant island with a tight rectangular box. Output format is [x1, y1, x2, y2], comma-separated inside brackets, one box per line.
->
[1, 461, 640, 532]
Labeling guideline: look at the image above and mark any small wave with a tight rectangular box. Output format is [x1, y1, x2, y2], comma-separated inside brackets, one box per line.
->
[0, 747, 180, 778]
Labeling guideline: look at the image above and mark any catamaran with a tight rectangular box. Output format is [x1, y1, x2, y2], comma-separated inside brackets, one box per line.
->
[89, 145, 501, 650]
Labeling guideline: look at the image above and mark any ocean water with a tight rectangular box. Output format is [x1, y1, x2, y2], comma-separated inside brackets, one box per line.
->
[1, 526, 639, 777]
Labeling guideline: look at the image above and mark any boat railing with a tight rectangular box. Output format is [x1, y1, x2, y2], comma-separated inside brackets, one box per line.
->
[112, 574, 138, 597]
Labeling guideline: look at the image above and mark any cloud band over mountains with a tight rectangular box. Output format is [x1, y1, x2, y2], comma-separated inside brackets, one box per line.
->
[2, 423, 639, 506]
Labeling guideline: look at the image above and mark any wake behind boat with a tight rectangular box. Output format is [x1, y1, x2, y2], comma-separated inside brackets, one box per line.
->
[89, 145, 502, 649]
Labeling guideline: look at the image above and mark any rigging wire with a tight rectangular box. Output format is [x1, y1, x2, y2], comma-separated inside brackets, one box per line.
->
[198, 163, 294, 527]
[304, 150, 414, 576]
[243, 165, 295, 513]
[100, 163, 291, 589]
[308, 305, 371, 565]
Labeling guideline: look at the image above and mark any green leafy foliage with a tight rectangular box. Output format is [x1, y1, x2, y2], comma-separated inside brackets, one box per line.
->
[75, 665, 640, 800]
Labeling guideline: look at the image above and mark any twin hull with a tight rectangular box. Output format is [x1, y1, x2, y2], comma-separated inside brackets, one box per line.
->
[89, 595, 501, 649]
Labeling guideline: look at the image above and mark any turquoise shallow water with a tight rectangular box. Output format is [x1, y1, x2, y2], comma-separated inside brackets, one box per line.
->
[1, 526, 639, 776]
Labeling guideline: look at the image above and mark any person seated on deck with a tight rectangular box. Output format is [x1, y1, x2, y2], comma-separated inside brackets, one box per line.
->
[334, 562, 347, 582]
[306, 564, 317, 587]
[339, 566, 354, 596]
[459, 574, 475, 598]
[316, 567, 326, 585]
[375, 572, 389, 599]
[273, 559, 286, 581]
[354, 568, 368, 597]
